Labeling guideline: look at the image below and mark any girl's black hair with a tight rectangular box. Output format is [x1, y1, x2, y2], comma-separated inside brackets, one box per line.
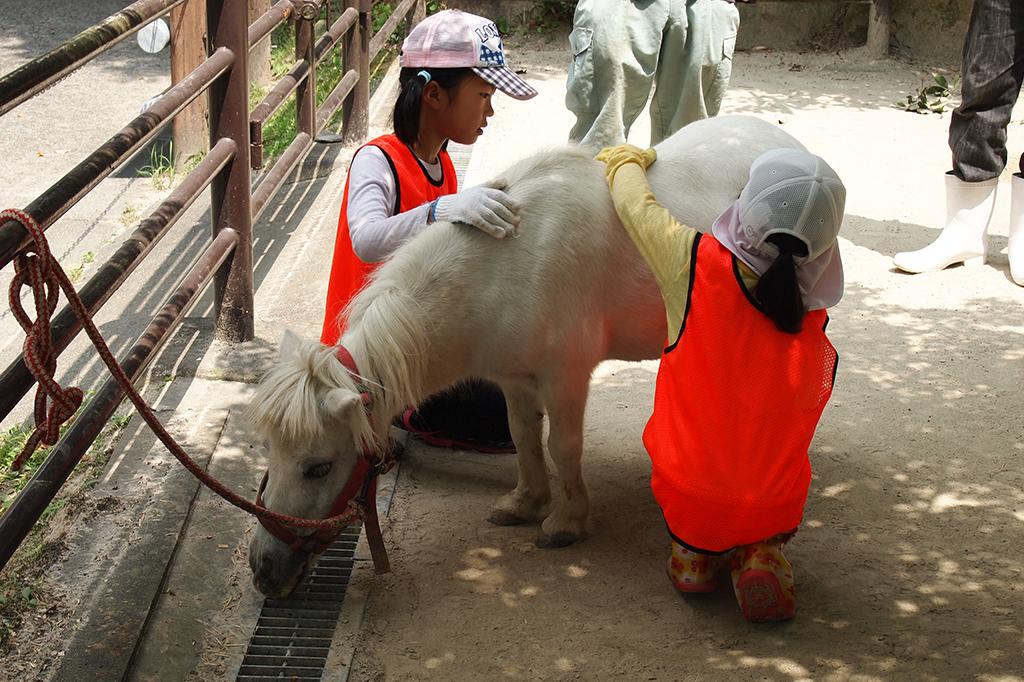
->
[393, 67, 472, 145]
[754, 233, 808, 334]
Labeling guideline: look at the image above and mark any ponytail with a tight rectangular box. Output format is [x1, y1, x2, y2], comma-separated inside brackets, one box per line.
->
[754, 234, 807, 334]
[393, 67, 472, 145]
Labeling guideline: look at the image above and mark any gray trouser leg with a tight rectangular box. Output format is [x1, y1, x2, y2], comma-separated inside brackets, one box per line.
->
[566, 0, 669, 150]
[949, 0, 1024, 182]
[650, 0, 739, 145]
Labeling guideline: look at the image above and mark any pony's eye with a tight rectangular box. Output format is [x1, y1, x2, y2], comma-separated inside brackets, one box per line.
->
[304, 462, 333, 479]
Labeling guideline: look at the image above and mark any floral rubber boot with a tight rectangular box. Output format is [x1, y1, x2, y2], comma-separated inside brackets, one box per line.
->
[729, 539, 796, 622]
[667, 541, 726, 593]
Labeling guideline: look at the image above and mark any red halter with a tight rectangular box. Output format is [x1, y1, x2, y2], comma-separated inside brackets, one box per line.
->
[253, 344, 392, 572]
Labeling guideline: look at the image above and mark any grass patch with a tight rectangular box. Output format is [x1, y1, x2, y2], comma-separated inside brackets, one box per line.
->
[181, 151, 206, 175]
[0, 407, 133, 516]
[138, 141, 176, 190]
[66, 250, 97, 284]
[895, 74, 957, 114]
[0, 409, 134, 650]
[256, 1, 412, 164]
[0, 424, 34, 505]
[119, 205, 141, 228]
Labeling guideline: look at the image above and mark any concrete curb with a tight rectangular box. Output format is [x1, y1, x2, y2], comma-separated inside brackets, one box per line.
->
[48, 383, 238, 682]
[42, 57, 411, 682]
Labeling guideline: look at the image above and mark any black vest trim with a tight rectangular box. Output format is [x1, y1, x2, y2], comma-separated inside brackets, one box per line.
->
[664, 232, 703, 355]
[664, 517, 733, 556]
[731, 254, 766, 313]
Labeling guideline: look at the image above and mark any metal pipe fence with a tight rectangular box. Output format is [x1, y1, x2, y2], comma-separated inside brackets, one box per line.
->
[0, 0, 424, 570]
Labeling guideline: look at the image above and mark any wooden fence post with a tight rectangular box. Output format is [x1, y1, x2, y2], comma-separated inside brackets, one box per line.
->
[207, 0, 254, 342]
[170, 0, 210, 163]
[248, 0, 273, 90]
[342, 0, 370, 144]
[867, 0, 892, 56]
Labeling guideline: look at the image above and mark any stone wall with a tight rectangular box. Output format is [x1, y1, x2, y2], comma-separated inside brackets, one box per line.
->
[891, 0, 971, 66]
[733, 0, 870, 51]
[454, 0, 971, 65]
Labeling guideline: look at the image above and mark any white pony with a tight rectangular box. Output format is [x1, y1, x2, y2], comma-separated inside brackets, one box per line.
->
[247, 115, 804, 596]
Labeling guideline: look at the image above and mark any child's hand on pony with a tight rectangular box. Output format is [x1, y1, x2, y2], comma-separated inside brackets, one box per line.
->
[434, 183, 522, 239]
[596, 144, 657, 184]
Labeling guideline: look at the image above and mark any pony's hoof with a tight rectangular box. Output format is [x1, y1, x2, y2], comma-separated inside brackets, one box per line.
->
[535, 531, 579, 549]
[488, 510, 531, 526]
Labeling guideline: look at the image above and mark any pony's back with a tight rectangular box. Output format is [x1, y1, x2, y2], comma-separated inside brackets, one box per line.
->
[347, 116, 804, 385]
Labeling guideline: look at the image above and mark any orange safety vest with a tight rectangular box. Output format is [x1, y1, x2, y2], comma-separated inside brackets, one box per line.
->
[643, 235, 838, 553]
[320, 134, 458, 345]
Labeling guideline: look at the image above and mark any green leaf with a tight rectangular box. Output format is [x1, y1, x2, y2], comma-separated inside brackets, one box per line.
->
[20, 587, 31, 601]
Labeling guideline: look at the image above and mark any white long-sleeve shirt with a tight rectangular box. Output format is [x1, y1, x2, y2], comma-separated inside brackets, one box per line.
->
[345, 145, 446, 262]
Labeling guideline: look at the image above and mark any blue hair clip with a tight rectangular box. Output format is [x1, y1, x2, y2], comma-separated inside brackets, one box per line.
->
[417, 70, 432, 83]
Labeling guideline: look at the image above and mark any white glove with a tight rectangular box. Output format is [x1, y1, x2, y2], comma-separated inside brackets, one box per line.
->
[433, 184, 521, 239]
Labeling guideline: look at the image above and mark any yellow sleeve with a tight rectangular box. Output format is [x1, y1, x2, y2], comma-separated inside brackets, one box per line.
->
[600, 147, 699, 340]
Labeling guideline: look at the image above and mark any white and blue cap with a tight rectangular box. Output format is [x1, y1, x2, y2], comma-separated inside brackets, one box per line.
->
[400, 10, 538, 100]
[712, 148, 847, 309]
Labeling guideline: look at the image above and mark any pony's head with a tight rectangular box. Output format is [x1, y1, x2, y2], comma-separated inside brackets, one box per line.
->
[245, 331, 377, 597]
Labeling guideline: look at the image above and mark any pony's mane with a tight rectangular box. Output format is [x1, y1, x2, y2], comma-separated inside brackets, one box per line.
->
[492, 144, 596, 191]
[247, 338, 375, 453]
[342, 277, 429, 434]
[339, 143, 598, 428]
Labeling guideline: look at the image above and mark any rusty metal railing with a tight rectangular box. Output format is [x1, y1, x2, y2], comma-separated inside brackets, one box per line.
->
[0, 0, 424, 570]
[0, 0, 189, 117]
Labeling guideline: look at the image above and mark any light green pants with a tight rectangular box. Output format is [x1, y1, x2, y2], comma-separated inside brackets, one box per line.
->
[566, 0, 740, 149]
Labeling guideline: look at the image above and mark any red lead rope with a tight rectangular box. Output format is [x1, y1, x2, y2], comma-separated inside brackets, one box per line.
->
[4, 208, 84, 469]
[2, 207, 391, 573]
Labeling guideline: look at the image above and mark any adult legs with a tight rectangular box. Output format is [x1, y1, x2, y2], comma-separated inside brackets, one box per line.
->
[649, 0, 739, 145]
[1011, 173, 1024, 285]
[894, 0, 1023, 274]
[949, 0, 1024, 182]
[566, 0, 669, 150]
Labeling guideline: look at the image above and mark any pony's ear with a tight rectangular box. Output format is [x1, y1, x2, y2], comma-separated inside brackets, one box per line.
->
[278, 329, 302, 359]
[322, 387, 361, 421]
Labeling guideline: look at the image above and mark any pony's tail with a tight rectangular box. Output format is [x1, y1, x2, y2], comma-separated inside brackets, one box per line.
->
[754, 234, 807, 334]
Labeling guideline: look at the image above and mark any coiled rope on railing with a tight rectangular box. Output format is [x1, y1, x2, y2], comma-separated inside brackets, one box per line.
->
[1, 207, 368, 533]
[4, 207, 84, 470]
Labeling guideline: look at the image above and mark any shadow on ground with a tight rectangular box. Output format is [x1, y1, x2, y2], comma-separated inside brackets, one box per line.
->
[44, 140, 346, 401]
[332, 208, 1023, 679]
[0, 1, 168, 81]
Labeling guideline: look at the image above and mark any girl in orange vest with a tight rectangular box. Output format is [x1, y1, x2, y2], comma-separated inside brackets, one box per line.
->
[598, 144, 845, 622]
[321, 10, 537, 452]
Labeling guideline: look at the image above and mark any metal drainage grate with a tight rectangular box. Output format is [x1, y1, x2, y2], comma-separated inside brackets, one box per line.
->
[236, 526, 361, 681]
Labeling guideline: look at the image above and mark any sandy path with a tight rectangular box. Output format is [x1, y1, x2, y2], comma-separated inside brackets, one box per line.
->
[345, 38, 1024, 682]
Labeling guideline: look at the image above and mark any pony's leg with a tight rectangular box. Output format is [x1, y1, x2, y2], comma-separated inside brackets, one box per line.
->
[488, 383, 551, 526]
[537, 373, 591, 548]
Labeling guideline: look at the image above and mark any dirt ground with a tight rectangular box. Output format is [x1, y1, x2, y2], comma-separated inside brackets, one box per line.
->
[342, 38, 1024, 681]
[4, 27, 1024, 682]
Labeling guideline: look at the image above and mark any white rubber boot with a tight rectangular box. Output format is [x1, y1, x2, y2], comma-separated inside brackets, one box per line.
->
[893, 174, 998, 273]
[1010, 174, 1024, 286]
